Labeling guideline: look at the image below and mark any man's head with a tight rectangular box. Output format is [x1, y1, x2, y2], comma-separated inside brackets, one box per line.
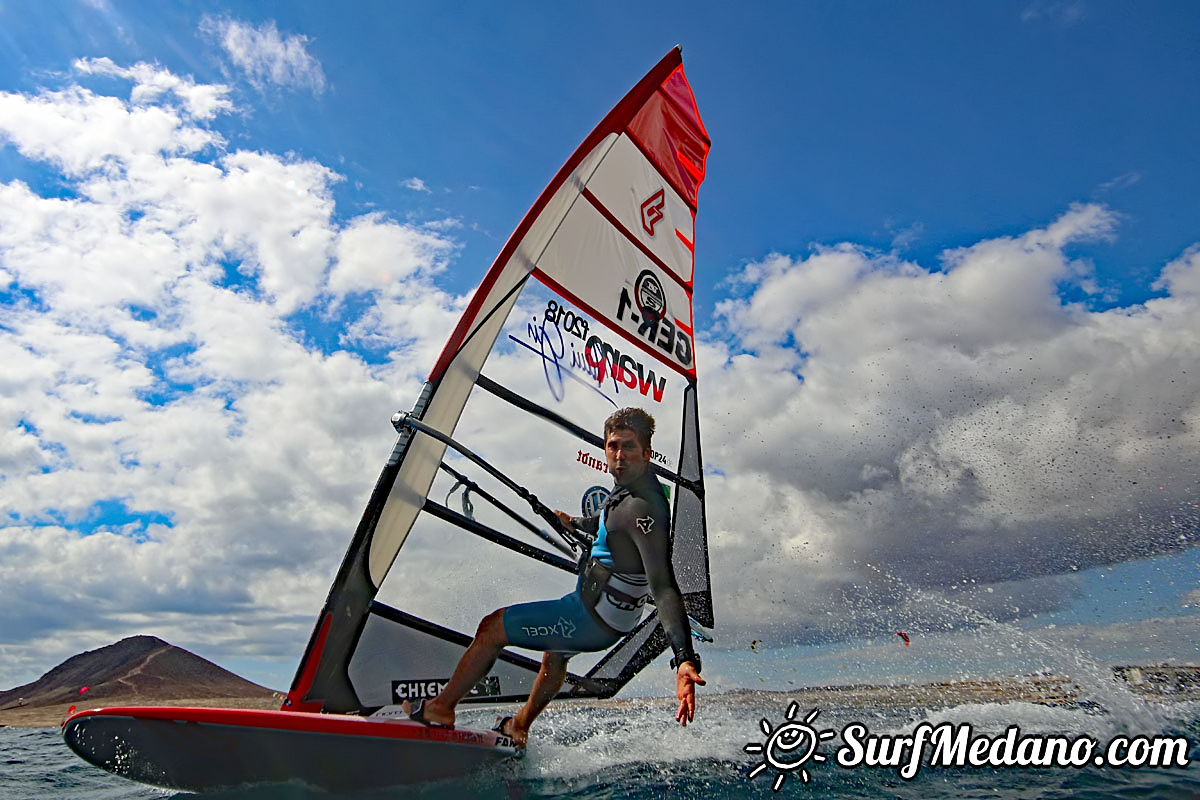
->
[603, 408, 655, 485]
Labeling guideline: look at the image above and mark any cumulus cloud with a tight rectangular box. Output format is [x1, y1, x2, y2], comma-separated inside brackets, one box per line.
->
[701, 203, 1200, 646]
[1154, 245, 1200, 298]
[0, 61, 453, 685]
[200, 16, 327, 95]
[0, 82, 221, 176]
[2, 54, 1198, 691]
[73, 57, 233, 120]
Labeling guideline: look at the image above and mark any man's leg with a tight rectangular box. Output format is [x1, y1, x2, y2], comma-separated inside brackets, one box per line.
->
[506, 651, 569, 747]
[404, 608, 508, 727]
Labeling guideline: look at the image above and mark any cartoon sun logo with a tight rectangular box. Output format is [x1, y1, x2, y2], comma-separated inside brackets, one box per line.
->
[744, 702, 836, 790]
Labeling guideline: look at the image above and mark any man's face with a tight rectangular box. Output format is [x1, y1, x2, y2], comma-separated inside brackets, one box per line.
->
[605, 427, 651, 486]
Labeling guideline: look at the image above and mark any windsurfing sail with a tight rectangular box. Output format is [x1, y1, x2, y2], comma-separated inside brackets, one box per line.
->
[286, 47, 712, 714]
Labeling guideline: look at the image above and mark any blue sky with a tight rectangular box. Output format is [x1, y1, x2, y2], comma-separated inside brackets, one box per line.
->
[1, 1, 1198, 694]
[7, 2, 1194, 305]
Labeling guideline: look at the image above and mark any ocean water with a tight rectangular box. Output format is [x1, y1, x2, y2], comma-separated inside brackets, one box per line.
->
[4, 692, 1199, 799]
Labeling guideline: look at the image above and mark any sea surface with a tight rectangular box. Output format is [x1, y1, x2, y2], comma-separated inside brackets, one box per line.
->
[3, 691, 1199, 800]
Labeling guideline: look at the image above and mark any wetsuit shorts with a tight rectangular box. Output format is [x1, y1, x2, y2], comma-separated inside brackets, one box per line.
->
[502, 575, 622, 655]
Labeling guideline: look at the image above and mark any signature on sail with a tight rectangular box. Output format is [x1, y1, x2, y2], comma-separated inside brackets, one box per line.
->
[510, 306, 669, 405]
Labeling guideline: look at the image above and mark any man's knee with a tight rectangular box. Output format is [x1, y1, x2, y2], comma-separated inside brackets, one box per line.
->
[476, 608, 508, 643]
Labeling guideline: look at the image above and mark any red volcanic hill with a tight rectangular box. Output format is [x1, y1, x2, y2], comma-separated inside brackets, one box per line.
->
[0, 635, 274, 710]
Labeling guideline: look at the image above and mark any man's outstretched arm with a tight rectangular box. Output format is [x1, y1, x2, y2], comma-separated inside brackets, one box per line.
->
[623, 497, 705, 724]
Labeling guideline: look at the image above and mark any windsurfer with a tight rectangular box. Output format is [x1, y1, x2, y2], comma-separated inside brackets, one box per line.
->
[403, 407, 704, 747]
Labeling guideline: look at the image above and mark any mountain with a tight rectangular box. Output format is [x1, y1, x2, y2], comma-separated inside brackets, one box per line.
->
[0, 635, 274, 710]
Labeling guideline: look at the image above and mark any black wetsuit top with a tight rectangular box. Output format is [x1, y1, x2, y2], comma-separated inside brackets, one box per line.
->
[573, 470, 697, 668]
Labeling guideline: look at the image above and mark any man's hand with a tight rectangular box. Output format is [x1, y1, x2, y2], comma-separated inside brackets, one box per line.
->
[674, 662, 705, 726]
[554, 510, 573, 529]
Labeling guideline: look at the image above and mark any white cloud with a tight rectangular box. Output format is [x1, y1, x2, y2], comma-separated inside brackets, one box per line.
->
[2, 54, 1198, 694]
[73, 57, 233, 120]
[401, 177, 432, 193]
[1097, 171, 1142, 196]
[1154, 244, 1200, 298]
[328, 213, 453, 296]
[702, 203, 1200, 643]
[1038, 615, 1200, 669]
[888, 219, 924, 250]
[0, 61, 454, 685]
[0, 84, 219, 176]
[200, 16, 327, 95]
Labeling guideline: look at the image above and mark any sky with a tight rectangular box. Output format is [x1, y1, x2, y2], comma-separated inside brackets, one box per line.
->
[1, 1, 1198, 695]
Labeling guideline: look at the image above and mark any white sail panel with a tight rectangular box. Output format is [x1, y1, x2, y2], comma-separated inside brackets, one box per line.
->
[580, 134, 696, 287]
[533, 198, 696, 379]
[364, 139, 621, 585]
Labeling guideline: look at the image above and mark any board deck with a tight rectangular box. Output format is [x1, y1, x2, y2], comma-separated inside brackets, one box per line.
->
[62, 705, 521, 793]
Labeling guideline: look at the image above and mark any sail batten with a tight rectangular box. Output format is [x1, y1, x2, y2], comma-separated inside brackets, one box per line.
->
[287, 48, 711, 715]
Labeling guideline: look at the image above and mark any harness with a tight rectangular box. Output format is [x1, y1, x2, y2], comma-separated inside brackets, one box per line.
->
[580, 558, 647, 608]
[578, 485, 652, 630]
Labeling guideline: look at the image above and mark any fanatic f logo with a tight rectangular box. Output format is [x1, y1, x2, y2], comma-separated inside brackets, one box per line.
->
[640, 188, 665, 235]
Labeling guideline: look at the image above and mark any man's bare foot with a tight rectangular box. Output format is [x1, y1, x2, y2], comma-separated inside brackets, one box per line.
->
[401, 698, 455, 728]
[493, 715, 529, 748]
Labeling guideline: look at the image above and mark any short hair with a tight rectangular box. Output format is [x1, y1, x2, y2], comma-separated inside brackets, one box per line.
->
[603, 407, 655, 449]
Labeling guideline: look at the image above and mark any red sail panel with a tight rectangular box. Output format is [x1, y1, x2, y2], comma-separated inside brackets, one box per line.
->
[428, 49, 693, 386]
[626, 77, 710, 209]
[660, 65, 709, 140]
